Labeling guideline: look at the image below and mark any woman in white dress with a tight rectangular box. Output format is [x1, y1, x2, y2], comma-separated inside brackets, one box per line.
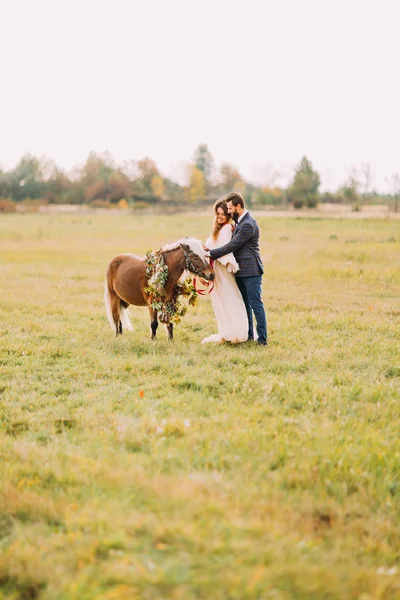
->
[201, 199, 248, 344]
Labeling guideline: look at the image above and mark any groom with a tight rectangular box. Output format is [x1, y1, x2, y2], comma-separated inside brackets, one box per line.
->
[208, 192, 267, 346]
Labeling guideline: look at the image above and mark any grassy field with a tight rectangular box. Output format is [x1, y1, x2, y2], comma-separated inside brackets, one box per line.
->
[0, 213, 399, 600]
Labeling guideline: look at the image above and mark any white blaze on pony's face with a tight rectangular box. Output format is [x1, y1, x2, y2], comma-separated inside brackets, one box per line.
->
[181, 239, 215, 281]
[182, 237, 208, 262]
[162, 237, 214, 281]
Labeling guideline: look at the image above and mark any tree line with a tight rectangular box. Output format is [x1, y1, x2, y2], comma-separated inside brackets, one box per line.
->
[0, 145, 399, 212]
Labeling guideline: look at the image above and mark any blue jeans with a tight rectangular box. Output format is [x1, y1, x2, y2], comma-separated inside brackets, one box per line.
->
[236, 276, 267, 343]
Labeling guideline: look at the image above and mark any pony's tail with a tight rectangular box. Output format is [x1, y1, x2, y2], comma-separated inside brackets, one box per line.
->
[104, 267, 133, 333]
[120, 303, 133, 332]
[104, 276, 116, 331]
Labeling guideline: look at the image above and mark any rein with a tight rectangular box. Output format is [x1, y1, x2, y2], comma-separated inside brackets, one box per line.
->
[193, 274, 214, 295]
[193, 258, 214, 295]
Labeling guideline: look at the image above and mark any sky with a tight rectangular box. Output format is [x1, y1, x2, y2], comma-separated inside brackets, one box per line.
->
[1, 0, 399, 192]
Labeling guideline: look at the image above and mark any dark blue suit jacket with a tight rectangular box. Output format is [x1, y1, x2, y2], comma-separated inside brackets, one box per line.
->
[210, 212, 264, 278]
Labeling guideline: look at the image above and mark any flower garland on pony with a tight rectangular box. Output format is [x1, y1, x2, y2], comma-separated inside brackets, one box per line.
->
[144, 250, 198, 324]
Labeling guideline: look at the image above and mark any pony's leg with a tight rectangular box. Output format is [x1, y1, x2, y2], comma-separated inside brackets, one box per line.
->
[110, 294, 121, 336]
[149, 307, 158, 340]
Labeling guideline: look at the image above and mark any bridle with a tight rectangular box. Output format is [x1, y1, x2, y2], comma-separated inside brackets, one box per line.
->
[181, 246, 214, 295]
[181, 246, 211, 278]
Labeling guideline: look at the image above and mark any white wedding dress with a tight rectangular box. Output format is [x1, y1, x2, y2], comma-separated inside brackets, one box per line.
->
[201, 224, 248, 344]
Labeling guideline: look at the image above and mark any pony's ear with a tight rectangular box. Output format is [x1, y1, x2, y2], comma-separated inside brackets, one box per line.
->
[180, 243, 190, 252]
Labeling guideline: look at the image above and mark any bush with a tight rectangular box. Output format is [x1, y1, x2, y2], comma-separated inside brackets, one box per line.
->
[117, 198, 129, 209]
[255, 187, 285, 206]
[0, 198, 16, 213]
[90, 199, 112, 209]
[132, 200, 150, 209]
[19, 198, 48, 212]
[320, 192, 345, 204]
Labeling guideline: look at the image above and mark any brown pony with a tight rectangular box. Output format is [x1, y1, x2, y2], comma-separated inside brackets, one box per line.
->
[104, 237, 214, 340]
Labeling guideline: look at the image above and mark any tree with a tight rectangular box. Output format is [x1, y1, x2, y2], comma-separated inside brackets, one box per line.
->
[138, 157, 158, 181]
[220, 163, 242, 191]
[340, 169, 360, 211]
[120, 159, 139, 180]
[255, 186, 285, 206]
[163, 177, 184, 201]
[9, 154, 45, 201]
[361, 162, 373, 206]
[0, 167, 11, 198]
[385, 173, 400, 213]
[151, 174, 165, 199]
[137, 157, 161, 197]
[188, 165, 206, 201]
[45, 167, 72, 203]
[287, 156, 320, 209]
[233, 179, 247, 196]
[79, 153, 130, 203]
[193, 144, 214, 181]
[107, 171, 131, 202]
[81, 152, 113, 185]
[80, 152, 113, 201]
[131, 177, 148, 198]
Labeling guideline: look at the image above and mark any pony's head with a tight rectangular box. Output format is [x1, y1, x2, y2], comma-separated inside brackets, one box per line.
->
[179, 238, 215, 281]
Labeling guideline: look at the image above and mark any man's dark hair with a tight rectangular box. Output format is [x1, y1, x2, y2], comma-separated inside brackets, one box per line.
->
[225, 192, 245, 209]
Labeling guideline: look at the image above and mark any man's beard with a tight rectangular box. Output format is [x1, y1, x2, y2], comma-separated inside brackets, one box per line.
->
[232, 211, 239, 223]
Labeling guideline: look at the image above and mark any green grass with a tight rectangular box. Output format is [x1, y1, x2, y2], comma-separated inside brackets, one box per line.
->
[0, 213, 399, 599]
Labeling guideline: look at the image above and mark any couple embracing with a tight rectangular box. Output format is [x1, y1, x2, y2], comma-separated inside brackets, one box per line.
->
[202, 192, 267, 347]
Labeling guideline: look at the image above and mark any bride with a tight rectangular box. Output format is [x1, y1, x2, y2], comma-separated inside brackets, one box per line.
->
[201, 199, 248, 344]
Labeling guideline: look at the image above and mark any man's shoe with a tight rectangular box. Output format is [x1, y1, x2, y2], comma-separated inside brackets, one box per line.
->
[257, 340, 268, 346]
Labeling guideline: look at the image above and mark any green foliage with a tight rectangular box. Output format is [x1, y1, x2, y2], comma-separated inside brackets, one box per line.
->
[150, 174, 164, 199]
[288, 156, 320, 209]
[0, 168, 11, 198]
[9, 154, 45, 201]
[188, 165, 206, 202]
[320, 191, 345, 204]
[220, 163, 242, 191]
[255, 186, 286, 206]
[80, 152, 131, 204]
[340, 172, 361, 212]
[145, 250, 198, 323]
[137, 157, 162, 200]
[1, 151, 398, 209]
[44, 167, 72, 204]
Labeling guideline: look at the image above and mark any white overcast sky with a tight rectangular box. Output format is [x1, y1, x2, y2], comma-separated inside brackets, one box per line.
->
[1, 0, 399, 191]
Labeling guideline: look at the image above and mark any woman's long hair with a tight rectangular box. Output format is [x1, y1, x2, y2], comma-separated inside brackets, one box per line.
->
[212, 199, 233, 240]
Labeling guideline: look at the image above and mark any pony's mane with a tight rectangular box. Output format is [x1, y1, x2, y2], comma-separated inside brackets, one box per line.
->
[162, 237, 208, 262]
